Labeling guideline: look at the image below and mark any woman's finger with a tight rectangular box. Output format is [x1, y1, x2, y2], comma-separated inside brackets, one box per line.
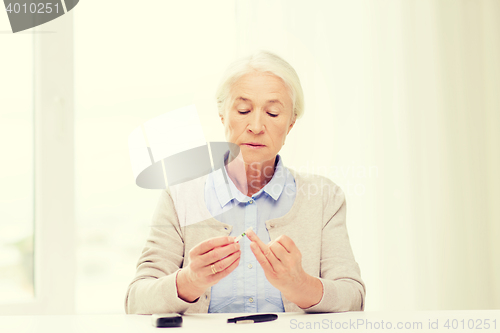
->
[269, 241, 289, 263]
[199, 242, 240, 266]
[247, 230, 281, 269]
[205, 250, 241, 275]
[263, 241, 283, 269]
[190, 236, 235, 256]
[246, 229, 269, 253]
[207, 252, 241, 283]
[250, 242, 275, 272]
[275, 235, 295, 254]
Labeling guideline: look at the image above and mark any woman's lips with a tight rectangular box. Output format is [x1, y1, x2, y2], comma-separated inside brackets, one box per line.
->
[242, 143, 265, 149]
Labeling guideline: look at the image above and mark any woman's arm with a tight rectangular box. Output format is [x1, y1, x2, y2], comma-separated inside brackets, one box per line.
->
[288, 274, 324, 309]
[304, 186, 366, 312]
[125, 188, 242, 314]
[247, 184, 365, 312]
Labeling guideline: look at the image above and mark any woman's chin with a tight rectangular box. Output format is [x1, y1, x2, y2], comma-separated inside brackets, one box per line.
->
[241, 154, 275, 166]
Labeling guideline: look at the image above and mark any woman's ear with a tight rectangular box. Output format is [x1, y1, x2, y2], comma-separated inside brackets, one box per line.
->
[287, 117, 296, 135]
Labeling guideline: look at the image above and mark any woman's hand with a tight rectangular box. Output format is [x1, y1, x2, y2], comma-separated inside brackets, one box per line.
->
[176, 236, 241, 302]
[246, 230, 306, 294]
[246, 229, 323, 309]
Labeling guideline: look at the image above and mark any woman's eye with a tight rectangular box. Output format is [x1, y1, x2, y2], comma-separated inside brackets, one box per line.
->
[238, 110, 250, 114]
[267, 112, 278, 117]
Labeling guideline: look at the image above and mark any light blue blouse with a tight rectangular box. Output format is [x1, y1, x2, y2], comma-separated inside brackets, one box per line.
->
[204, 151, 296, 313]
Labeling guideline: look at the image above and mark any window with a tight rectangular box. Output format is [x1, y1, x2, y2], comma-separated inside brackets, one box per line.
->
[0, 25, 34, 305]
[0, 12, 75, 315]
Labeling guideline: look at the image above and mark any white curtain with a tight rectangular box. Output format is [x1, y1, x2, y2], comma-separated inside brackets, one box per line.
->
[230, 0, 500, 311]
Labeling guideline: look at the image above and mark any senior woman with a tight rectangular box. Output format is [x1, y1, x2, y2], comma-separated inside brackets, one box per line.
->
[125, 51, 365, 314]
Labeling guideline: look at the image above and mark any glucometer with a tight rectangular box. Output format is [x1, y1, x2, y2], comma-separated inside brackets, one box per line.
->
[151, 314, 183, 328]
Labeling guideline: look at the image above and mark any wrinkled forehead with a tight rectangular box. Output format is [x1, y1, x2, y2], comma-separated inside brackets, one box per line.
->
[227, 72, 293, 108]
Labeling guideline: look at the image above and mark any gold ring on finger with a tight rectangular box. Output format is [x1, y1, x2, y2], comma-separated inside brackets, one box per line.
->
[211, 264, 218, 274]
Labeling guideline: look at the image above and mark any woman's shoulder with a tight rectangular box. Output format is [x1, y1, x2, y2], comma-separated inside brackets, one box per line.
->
[167, 174, 208, 196]
[159, 174, 209, 210]
[286, 167, 346, 204]
[287, 167, 343, 190]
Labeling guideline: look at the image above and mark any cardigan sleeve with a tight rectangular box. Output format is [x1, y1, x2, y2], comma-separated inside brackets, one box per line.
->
[124, 189, 197, 314]
[303, 185, 366, 313]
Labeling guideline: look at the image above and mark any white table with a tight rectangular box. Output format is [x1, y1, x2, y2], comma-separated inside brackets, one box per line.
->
[0, 310, 499, 332]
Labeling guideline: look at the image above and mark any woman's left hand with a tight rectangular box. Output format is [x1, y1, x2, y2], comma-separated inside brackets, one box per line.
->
[246, 229, 308, 297]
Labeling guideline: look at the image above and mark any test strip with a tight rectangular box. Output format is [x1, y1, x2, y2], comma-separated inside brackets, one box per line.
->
[234, 227, 253, 243]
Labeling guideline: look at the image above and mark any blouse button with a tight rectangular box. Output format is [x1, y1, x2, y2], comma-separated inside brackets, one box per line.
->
[249, 199, 254, 204]
[249, 297, 254, 303]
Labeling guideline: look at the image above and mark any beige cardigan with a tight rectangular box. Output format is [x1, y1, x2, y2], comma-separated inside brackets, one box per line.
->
[125, 169, 365, 314]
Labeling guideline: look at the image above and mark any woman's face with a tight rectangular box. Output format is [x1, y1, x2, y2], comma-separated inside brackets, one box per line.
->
[220, 71, 295, 166]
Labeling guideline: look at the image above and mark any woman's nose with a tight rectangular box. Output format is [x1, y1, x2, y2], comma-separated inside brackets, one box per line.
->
[247, 110, 265, 134]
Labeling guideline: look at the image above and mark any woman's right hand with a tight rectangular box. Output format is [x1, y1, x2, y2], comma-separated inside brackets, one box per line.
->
[176, 236, 241, 302]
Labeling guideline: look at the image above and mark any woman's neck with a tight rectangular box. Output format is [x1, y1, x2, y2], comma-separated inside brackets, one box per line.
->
[225, 154, 277, 197]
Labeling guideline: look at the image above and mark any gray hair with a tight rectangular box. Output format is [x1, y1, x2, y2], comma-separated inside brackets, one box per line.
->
[215, 50, 304, 121]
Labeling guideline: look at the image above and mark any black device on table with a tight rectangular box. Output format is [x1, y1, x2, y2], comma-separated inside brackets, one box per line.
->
[152, 314, 183, 327]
